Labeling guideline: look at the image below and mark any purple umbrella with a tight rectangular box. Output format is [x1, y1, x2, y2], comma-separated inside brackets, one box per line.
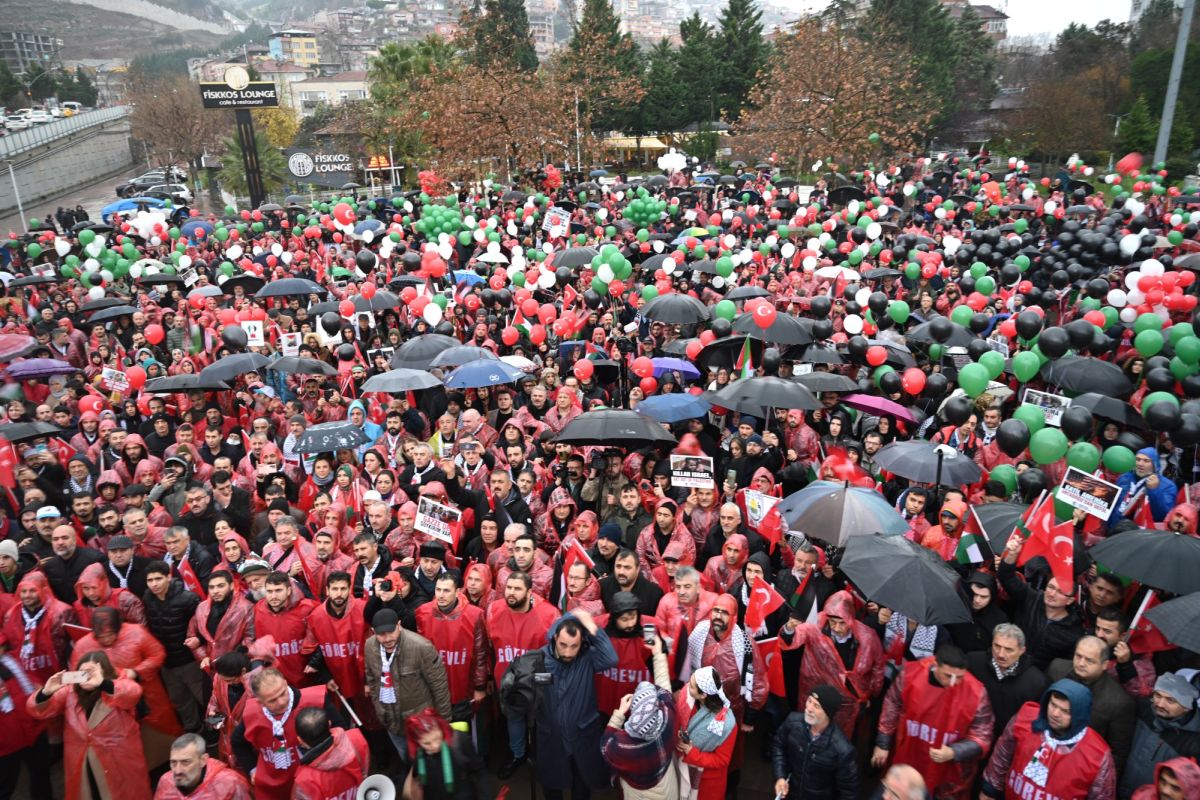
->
[6, 358, 75, 379]
[651, 357, 701, 380]
[840, 392, 916, 423]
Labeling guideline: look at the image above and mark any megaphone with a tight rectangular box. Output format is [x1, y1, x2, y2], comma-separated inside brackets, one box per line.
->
[356, 774, 396, 800]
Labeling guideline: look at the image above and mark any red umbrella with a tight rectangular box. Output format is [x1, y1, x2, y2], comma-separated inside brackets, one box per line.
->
[0, 334, 35, 362]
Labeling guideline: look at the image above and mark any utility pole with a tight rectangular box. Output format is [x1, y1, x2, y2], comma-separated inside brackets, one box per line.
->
[6, 161, 26, 230]
[1153, 0, 1196, 166]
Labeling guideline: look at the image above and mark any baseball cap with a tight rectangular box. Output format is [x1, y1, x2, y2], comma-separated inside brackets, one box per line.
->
[372, 609, 399, 634]
[36, 506, 62, 520]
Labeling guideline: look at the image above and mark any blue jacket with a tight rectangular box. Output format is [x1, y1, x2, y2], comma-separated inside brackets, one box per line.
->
[1110, 447, 1176, 525]
[347, 399, 382, 459]
[535, 614, 618, 791]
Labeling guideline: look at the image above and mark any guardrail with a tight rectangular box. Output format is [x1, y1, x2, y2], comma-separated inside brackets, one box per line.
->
[0, 106, 130, 160]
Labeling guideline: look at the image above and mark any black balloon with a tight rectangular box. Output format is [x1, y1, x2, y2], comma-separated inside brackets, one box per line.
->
[1144, 398, 1182, 432]
[401, 252, 422, 272]
[1145, 368, 1176, 393]
[1065, 319, 1094, 350]
[967, 339, 990, 361]
[923, 372, 949, 398]
[879, 371, 902, 395]
[337, 343, 356, 361]
[996, 418, 1031, 458]
[1183, 374, 1200, 399]
[356, 249, 376, 271]
[811, 320, 834, 340]
[761, 347, 781, 375]
[1038, 327, 1070, 359]
[555, 267, 573, 287]
[930, 317, 953, 343]
[1017, 468, 1049, 503]
[847, 336, 869, 359]
[943, 395, 974, 426]
[221, 325, 247, 350]
[1060, 406, 1095, 441]
[711, 318, 732, 339]
[1175, 413, 1200, 446]
[809, 295, 832, 318]
[868, 292, 888, 315]
[320, 312, 342, 335]
[1015, 310, 1043, 340]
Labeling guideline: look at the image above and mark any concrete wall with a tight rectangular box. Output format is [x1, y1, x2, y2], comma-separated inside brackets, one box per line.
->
[0, 117, 135, 218]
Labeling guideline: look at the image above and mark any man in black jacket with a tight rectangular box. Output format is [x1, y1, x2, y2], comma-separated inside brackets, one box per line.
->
[967, 623, 1049, 739]
[599, 550, 663, 617]
[773, 684, 859, 800]
[442, 462, 533, 542]
[143, 561, 204, 733]
[997, 536, 1084, 670]
[102, 534, 151, 598]
[1047, 634, 1136, 773]
[41, 523, 104, 602]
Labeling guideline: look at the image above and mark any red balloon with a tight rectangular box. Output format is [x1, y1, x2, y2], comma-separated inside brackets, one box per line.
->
[189, 294, 205, 310]
[538, 303, 557, 325]
[362, 282, 377, 299]
[608, 279, 625, 297]
[699, 330, 716, 345]
[126, 366, 147, 390]
[639, 376, 658, 395]
[338, 300, 355, 317]
[521, 298, 538, 317]
[866, 346, 887, 367]
[686, 341, 703, 360]
[490, 275, 506, 290]
[573, 359, 594, 382]
[901, 367, 926, 395]
[501, 327, 519, 346]
[529, 324, 546, 345]
[400, 287, 417, 304]
[632, 356, 655, 378]
[1084, 310, 1106, 327]
[752, 301, 777, 329]
[411, 296, 429, 314]
[79, 396, 103, 415]
[218, 308, 237, 326]
[137, 395, 152, 416]
[144, 324, 165, 345]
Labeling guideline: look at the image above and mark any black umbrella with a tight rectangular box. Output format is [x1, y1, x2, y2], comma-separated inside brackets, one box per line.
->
[7, 274, 60, 289]
[501, 190, 527, 203]
[972, 501, 1031, 552]
[553, 247, 599, 269]
[430, 345, 500, 369]
[293, 421, 372, 454]
[267, 356, 338, 376]
[87, 305, 139, 323]
[353, 291, 401, 313]
[793, 371, 857, 393]
[1068, 393, 1147, 429]
[360, 368, 443, 393]
[255, 278, 326, 299]
[390, 334, 461, 369]
[827, 186, 868, 206]
[774, 177, 799, 189]
[1088, 531, 1200, 595]
[201, 353, 272, 381]
[640, 293, 712, 324]
[795, 345, 846, 367]
[906, 319, 977, 348]
[725, 285, 772, 302]
[687, 259, 719, 275]
[861, 268, 904, 281]
[143, 374, 232, 394]
[585, 358, 621, 385]
[708, 376, 821, 413]
[732, 311, 813, 346]
[1068, 179, 1094, 196]
[1040, 357, 1133, 399]
[221, 274, 266, 295]
[0, 420, 66, 443]
[138, 273, 185, 286]
[776, 481, 909, 546]
[555, 409, 675, 447]
[645, 175, 668, 188]
[696, 335, 764, 373]
[873, 440, 982, 487]
[80, 297, 128, 313]
[839, 534, 971, 625]
[1144, 593, 1200, 652]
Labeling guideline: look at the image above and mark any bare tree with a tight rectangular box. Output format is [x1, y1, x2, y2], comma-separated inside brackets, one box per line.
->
[128, 74, 230, 174]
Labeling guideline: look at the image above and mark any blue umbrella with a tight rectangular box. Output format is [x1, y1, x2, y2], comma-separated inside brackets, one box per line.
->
[453, 270, 486, 286]
[636, 393, 712, 423]
[651, 357, 701, 380]
[443, 358, 527, 389]
[589, 169, 609, 177]
[180, 220, 214, 241]
[775, 480, 908, 545]
[354, 219, 385, 237]
[101, 196, 166, 222]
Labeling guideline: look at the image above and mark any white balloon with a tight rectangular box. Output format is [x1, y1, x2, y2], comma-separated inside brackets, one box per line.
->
[844, 314, 864, 335]
[99, 270, 113, 283]
[663, 260, 675, 275]
[227, 245, 243, 260]
[281, 252, 293, 265]
[766, 235, 778, 248]
[83, 258, 99, 272]
[1141, 258, 1165, 277]
[474, 229, 487, 243]
[712, 276, 725, 289]
[422, 302, 443, 325]
[511, 254, 526, 270]
[438, 242, 453, 260]
[597, 263, 615, 283]
[362, 230, 374, 244]
[866, 222, 882, 240]
[150, 236, 162, 247]
[1044, 201, 1057, 215]
[403, 201, 413, 213]
[802, 256, 817, 272]
[537, 269, 556, 289]
[596, 208, 608, 220]
[144, 263, 159, 276]
[424, 242, 439, 253]
[1125, 271, 1143, 291]
[179, 255, 192, 269]
[464, 215, 477, 228]
[542, 241, 555, 254]
[683, 210, 697, 222]
[652, 240, 664, 253]
[934, 207, 946, 219]
[128, 264, 143, 279]
[437, 233, 450, 245]
[270, 243, 283, 257]
[1107, 289, 1128, 307]
[1126, 198, 1146, 217]
[252, 246, 263, 257]
[54, 238, 71, 257]
[487, 241, 501, 254]
[781, 242, 796, 259]
[1022, 187, 1035, 201]
[847, 200, 860, 216]
[85, 242, 102, 258]
[87, 286, 105, 301]
[723, 234, 736, 249]
[903, 183, 916, 197]
[1127, 289, 1146, 306]
[1120, 234, 1141, 256]
[1119, 307, 1138, 323]
[855, 287, 871, 306]
[506, 222, 518, 237]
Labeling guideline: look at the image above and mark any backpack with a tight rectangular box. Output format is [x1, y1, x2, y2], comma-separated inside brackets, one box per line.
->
[499, 649, 546, 718]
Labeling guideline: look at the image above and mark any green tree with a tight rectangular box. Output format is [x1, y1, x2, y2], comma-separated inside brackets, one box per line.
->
[22, 63, 56, 102]
[1133, 0, 1179, 54]
[55, 67, 98, 106]
[468, 0, 538, 72]
[0, 62, 21, 105]
[369, 36, 459, 106]
[674, 13, 719, 128]
[1119, 96, 1158, 154]
[632, 38, 683, 134]
[715, 0, 767, 121]
[218, 132, 288, 197]
[563, 0, 642, 134]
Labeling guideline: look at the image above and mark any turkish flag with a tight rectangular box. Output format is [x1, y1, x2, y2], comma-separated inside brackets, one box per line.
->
[1019, 497, 1076, 591]
[0, 435, 16, 489]
[1128, 591, 1174, 654]
[745, 580, 785, 630]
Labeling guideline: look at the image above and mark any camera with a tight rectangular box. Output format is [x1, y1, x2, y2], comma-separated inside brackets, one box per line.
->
[589, 451, 605, 472]
[533, 672, 554, 686]
[615, 336, 635, 355]
[378, 579, 393, 593]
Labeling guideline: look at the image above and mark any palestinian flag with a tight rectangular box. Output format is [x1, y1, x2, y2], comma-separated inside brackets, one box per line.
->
[511, 306, 530, 337]
[954, 532, 987, 565]
[736, 337, 754, 380]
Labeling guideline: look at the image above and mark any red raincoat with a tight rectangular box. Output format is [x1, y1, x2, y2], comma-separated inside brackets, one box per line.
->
[291, 727, 369, 800]
[301, 597, 367, 699]
[1, 572, 77, 684]
[70, 622, 182, 739]
[152, 756, 253, 800]
[72, 562, 146, 627]
[187, 591, 255, 667]
[253, 588, 317, 687]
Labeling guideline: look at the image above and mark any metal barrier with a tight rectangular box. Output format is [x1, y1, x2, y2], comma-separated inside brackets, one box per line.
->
[0, 106, 130, 160]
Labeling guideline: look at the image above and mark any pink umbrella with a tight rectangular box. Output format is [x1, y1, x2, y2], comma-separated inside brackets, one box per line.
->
[840, 392, 917, 423]
[0, 334, 35, 362]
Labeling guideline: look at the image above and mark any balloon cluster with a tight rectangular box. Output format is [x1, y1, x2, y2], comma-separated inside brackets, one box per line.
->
[414, 199, 463, 239]
[589, 244, 633, 297]
[624, 187, 666, 228]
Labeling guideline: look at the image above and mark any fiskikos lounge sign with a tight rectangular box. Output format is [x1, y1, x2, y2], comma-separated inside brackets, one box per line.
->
[285, 149, 355, 188]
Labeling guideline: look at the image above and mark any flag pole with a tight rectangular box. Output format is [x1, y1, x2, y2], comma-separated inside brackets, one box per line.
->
[1126, 589, 1157, 641]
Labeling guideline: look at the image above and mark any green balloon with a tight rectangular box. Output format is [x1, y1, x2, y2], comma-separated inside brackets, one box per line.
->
[1011, 351, 1040, 383]
[714, 300, 736, 321]
[1143, 391, 1180, 413]
[991, 464, 1017, 496]
[958, 362, 990, 397]
[1178, 336, 1200, 366]
[433, 295, 448, 309]
[591, 277, 608, 295]
[975, 275, 996, 296]
[888, 301, 910, 324]
[979, 350, 1005, 379]
[1013, 404, 1046, 434]
[970, 262, 987, 279]
[929, 344, 944, 361]
[905, 262, 920, 280]
[79, 229, 95, 245]
[1133, 313, 1163, 334]
[1029, 428, 1068, 465]
[1066, 442, 1101, 472]
[1134, 329, 1164, 357]
[1014, 255, 1030, 271]
[1102, 445, 1135, 474]
[950, 305, 973, 327]
[872, 365, 895, 388]
[26, 243, 40, 259]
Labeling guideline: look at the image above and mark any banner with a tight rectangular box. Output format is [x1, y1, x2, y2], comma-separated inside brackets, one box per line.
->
[100, 367, 128, 393]
[669, 454, 715, 489]
[242, 320, 265, 347]
[744, 489, 780, 529]
[1022, 388, 1070, 427]
[541, 207, 570, 238]
[1057, 466, 1121, 521]
[415, 496, 461, 544]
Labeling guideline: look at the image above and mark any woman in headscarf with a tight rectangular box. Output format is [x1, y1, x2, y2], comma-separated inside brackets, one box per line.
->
[674, 665, 737, 800]
[26, 650, 152, 800]
[319, 503, 358, 557]
[600, 631, 677, 800]
[537, 487, 577, 555]
[402, 707, 492, 800]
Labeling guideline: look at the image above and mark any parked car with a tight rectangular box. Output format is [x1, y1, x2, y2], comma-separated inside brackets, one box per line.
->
[5, 116, 31, 131]
[145, 183, 193, 204]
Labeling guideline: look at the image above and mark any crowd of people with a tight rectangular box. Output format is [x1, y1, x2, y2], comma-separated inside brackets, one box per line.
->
[0, 151, 1197, 800]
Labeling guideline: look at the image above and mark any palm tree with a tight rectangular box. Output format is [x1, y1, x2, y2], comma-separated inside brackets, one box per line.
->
[218, 133, 288, 198]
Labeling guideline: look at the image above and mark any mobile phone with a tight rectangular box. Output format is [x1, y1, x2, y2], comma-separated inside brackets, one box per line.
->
[61, 670, 88, 685]
[726, 469, 737, 486]
[679, 729, 690, 744]
[642, 622, 656, 643]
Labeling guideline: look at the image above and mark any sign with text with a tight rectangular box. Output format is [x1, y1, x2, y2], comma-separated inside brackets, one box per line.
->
[670, 454, 715, 489]
[100, 367, 128, 393]
[286, 149, 355, 188]
[199, 81, 280, 109]
[1057, 466, 1121, 522]
[415, 496, 461, 545]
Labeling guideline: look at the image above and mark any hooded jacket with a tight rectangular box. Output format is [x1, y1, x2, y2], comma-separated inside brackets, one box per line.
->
[72, 561, 146, 626]
[1112, 448, 1177, 524]
[701, 533, 749, 595]
[292, 727, 369, 800]
[1048, 656, 1136, 773]
[1130, 756, 1200, 800]
[635, 498, 696, 575]
[1, 572, 77, 683]
[919, 497, 969, 561]
[1120, 693, 1200, 797]
[346, 399, 383, 459]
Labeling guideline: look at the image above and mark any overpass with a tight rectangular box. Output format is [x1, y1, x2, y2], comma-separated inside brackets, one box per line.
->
[0, 107, 135, 228]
